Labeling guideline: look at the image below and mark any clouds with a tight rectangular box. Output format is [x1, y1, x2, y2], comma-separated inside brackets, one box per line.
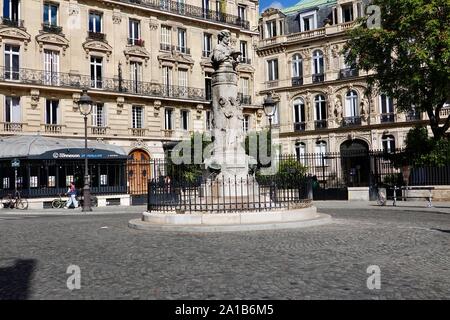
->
[261, 1, 285, 12]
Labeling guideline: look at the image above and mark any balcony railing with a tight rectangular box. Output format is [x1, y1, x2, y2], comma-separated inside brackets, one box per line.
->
[44, 124, 62, 134]
[312, 74, 325, 83]
[266, 80, 279, 89]
[406, 112, 421, 121]
[202, 50, 211, 58]
[2, 122, 23, 132]
[342, 116, 362, 127]
[315, 120, 327, 130]
[240, 57, 251, 64]
[164, 129, 173, 137]
[339, 68, 359, 79]
[42, 23, 63, 34]
[380, 113, 395, 123]
[291, 77, 303, 86]
[1, 17, 24, 28]
[128, 38, 145, 46]
[176, 46, 190, 54]
[294, 122, 306, 132]
[119, 0, 250, 30]
[131, 128, 146, 136]
[90, 126, 108, 135]
[0, 67, 207, 101]
[160, 43, 174, 51]
[237, 93, 251, 105]
[88, 31, 106, 41]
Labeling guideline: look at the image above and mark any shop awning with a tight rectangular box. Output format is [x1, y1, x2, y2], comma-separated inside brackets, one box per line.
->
[0, 135, 128, 160]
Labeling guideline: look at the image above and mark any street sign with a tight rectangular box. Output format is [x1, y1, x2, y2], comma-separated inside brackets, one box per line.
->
[11, 158, 20, 168]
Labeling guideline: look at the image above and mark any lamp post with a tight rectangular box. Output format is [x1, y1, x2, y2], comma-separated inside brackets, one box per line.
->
[78, 89, 93, 212]
[263, 92, 276, 162]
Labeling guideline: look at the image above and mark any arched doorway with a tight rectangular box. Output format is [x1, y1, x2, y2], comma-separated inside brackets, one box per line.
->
[340, 139, 370, 187]
[127, 149, 151, 198]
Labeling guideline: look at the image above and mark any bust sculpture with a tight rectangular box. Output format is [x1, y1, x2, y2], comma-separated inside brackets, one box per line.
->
[211, 29, 241, 71]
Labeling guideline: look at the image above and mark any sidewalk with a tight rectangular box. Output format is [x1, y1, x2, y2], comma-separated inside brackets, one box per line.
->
[314, 201, 450, 214]
[0, 205, 146, 216]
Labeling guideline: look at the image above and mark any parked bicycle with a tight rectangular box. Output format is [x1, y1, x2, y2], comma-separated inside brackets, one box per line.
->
[51, 193, 67, 209]
[1, 191, 28, 210]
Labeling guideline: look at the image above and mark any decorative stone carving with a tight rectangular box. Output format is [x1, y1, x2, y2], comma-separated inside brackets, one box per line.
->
[112, 12, 122, 24]
[124, 46, 150, 66]
[196, 104, 204, 119]
[30, 89, 40, 109]
[360, 96, 369, 122]
[72, 92, 80, 111]
[0, 27, 31, 50]
[83, 40, 113, 61]
[116, 97, 125, 114]
[334, 96, 343, 123]
[36, 33, 69, 54]
[210, 30, 241, 71]
[153, 100, 161, 117]
[149, 21, 158, 30]
[68, 3, 80, 16]
[158, 51, 195, 70]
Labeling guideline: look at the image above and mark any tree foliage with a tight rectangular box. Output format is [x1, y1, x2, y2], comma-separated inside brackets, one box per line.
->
[345, 0, 450, 139]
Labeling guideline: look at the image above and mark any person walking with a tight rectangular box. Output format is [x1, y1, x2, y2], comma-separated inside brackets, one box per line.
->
[65, 182, 79, 209]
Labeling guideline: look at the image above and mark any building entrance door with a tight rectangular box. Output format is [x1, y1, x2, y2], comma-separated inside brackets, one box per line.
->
[340, 139, 370, 187]
[127, 150, 151, 202]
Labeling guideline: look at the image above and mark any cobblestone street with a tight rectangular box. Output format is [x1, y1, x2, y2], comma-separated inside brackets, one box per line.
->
[0, 202, 449, 299]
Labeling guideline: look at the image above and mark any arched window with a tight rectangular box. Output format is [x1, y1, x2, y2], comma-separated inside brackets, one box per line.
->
[292, 54, 303, 78]
[382, 135, 396, 153]
[314, 95, 327, 121]
[293, 98, 305, 131]
[312, 50, 324, 75]
[295, 142, 306, 164]
[345, 90, 359, 117]
[315, 140, 327, 166]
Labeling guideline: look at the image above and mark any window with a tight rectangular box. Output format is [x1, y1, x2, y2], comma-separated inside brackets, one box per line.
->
[267, 59, 278, 81]
[238, 5, 246, 21]
[266, 20, 277, 38]
[293, 98, 305, 131]
[203, 33, 212, 57]
[165, 108, 173, 130]
[342, 4, 354, 22]
[272, 103, 279, 125]
[242, 114, 250, 132]
[314, 95, 327, 121]
[4, 44, 19, 80]
[45, 99, 58, 124]
[129, 19, 140, 44]
[292, 54, 303, 78]
[380, 94, 394, 114]
[3, 0, 20, 21]
[240, 41, 248, 63]
[181, 110, 189, 131]
[295, 142, 306, 164]
[240, 77, 249, 103]
[178, 69, 188, 97]
[132, 106, 143, 129]
[90, 56, 103, 88]
[162, 66, 172, 94]
[312, 50, 324, 75]
[202, 0, 209, 13]
[161, 25, 171, 50]
[345, 90, 359, 117]
[315, 141, 327, 166]
[205, 110, 212, 130]
[43, 2, 58, 26]
[382, 135, 396, 153]
[89, 12, 102, 33]
[130, 61, 142, 93]
[44, 50, 59, 85]
[205, 72, 212, 101]
[5, 96, 20, 122]
[177, 28, 187, 53]
[92, 103, 106, 127]
[300, 11, 317, 32]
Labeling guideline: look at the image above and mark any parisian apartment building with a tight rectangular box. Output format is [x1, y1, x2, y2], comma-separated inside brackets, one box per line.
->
[0, 0, 261, 162]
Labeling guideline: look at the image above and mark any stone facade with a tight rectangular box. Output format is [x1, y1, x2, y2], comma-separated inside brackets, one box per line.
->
[0, 0, 261, 159]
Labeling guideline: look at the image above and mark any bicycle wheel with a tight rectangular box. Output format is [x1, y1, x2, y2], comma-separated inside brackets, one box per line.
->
[16, 198, 28, 210]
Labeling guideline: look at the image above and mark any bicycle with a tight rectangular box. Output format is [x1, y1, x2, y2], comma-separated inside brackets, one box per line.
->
[1, 191, 28, 210]
[51, 193, 66, 209]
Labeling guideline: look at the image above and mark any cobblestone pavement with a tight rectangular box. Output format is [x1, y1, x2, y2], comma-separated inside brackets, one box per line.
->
[0, 203, 449, 300]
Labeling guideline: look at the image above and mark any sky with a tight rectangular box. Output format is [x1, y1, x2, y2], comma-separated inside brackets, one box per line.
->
[259, 0, 300, 13]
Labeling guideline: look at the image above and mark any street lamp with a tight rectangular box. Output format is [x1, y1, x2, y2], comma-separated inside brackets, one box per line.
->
[263, 92, 276, 160]
[78, 89, 93, 212]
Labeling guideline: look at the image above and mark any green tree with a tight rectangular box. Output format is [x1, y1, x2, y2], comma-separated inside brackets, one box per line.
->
[345, 0, 450, 139]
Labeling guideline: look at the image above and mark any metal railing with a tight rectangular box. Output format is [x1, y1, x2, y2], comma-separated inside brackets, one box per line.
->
[342, 116, 362, 127]
[88, 31, 106, 41]
[1, 17, 24, 28]
[160, 43, 174, 51]
[339, 68, 359, 79]
[0, 67, 206, 101]
[240, 57, 251, 64]
[406, 112, 421, 121]
[315, 120, 327, 130]
[42, 23, 63, 34]
[128, 38, 145, 46]
[380, 113, 395, 123]
[202, 50, 211, 58]
[237, 93, 251, 105]
[294, 122, 306, 132]
[312, 73, 325, 83]
[291, 77, 303, 86]
[119, 0, 250, 29]
[175, 46, 190, 54]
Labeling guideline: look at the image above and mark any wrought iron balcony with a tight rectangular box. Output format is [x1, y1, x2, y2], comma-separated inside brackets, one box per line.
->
[291, 77, 303, 87]
[202, 50, 211, 58]
[342, 116, 362, 127]
[128, 38, 145, 46]
[240, 57, 251, 64]
[160, 43, 174, 51]
[380, 113, 395, 123]
[42, 23, 63, 34]
[293, 122, 306, 132]
[339, 68, 359, 79]
[1, 17, 24, 28]
[315, 120, 327, 130]
[0, 67, 207, 101]
[176, 46, 190, 54]
[238, 93, 251, 105]
[119, 0, 250, 30]
[406, 112, 421, 121]
[88, 31, 106, 41]
[312, 73, 325, 83]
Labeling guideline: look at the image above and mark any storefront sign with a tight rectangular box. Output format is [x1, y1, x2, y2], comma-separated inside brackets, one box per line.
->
[29, 148, 127, 160]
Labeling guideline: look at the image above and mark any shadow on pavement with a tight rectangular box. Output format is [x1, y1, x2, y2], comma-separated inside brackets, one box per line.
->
[0, 259, 37, 300]
[430, 228, 450, 234]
